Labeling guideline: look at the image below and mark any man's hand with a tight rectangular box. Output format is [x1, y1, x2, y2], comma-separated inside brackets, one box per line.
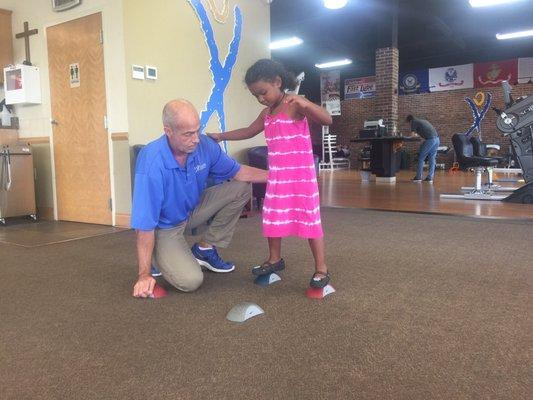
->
[206, 132, 222, 142]
[133, 273, 156, 298]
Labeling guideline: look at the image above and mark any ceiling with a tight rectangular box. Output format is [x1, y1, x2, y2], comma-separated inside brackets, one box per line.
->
[269, 0, 533, 102]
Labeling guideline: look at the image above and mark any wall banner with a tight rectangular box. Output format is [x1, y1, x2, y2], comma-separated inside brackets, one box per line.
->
[320, 70, 341, 115]
[474, 59, 518, 88]
[344, 76, 376, 99]
[429, 64, 474, 92]
[399, 70, 429, 95]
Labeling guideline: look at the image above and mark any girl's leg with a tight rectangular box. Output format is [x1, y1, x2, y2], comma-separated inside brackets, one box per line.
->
[268, 237, 282, 263]
[308, 237, 328, 276]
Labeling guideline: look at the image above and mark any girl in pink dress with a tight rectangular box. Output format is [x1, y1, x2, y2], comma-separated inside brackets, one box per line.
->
[209, 59, 333, 288]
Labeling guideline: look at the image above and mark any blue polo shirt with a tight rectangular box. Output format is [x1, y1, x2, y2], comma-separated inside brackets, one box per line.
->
[131, 134, 241, 231]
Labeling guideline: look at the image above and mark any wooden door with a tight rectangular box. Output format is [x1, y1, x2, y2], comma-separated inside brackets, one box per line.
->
[47, 13, 111, 225]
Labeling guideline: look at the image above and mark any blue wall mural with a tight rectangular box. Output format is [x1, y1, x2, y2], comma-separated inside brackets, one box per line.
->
[188, 0, 243, 152]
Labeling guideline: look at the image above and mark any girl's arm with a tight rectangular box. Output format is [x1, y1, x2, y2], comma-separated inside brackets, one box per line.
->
[285, 94, 333, 126]
[208, 109, 267, 142]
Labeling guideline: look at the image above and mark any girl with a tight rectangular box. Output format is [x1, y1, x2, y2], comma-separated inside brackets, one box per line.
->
[208, 59, 333, 288]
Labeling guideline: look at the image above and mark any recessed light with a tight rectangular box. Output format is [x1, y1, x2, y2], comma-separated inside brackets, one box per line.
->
[315, 59, 353, 69]
[323, 0, 348, 10]
[269, 37, 303, 50]
[469, 0, 523, 7]
[496, 29, 533, 40]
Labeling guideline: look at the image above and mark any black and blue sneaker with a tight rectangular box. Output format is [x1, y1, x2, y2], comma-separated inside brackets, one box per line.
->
[150, 265, 162, 277]
[191, 243, 235, 273]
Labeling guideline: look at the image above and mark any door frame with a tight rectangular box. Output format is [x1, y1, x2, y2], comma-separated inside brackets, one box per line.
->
[44, 8, 117, 226]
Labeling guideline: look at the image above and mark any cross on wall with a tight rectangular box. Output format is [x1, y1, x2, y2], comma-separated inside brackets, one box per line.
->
[15, 21, 38, 66]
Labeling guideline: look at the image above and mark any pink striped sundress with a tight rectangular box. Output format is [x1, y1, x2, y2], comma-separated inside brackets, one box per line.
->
[262, 112, 323, 239]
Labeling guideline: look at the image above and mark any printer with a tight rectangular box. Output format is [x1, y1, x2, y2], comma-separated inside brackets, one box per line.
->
[359, 118, 387, 138]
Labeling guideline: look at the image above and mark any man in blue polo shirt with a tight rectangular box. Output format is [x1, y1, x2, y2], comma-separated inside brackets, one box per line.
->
[132, 99, 267, 297]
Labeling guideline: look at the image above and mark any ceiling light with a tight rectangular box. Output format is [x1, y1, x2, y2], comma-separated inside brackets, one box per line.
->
[496, 29, 533, 40]
[269, 37, 303, 50]
[323, 0, 348, 9]
[315, 59, 353, 69]
[469, 0, 523, 7]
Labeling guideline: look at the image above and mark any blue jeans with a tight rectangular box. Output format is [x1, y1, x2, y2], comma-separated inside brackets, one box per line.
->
[416, 137, 440, 180]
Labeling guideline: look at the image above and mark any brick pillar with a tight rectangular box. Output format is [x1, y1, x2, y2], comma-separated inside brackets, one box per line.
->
[375, 47, 399, 135]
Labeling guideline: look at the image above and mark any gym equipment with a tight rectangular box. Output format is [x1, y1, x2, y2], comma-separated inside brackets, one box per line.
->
[436, 146, 450, 170]
[440, 134, 506, 200]
[493, 81, 533, 203]
[149, 284, 168, 299]
[459, 136, 519, 193]
[226, 302, 264, 323]
[443, 82, 533, 203]
[254, 272, 281, 287]
[305, 284, 336, 299]
[319, 126, 351, 170]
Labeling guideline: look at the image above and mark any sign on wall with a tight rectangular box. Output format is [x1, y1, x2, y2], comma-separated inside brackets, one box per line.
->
[69, 63, 80, 88]
[474, 59, 518, 88]
[429, 64, 474, 92]
[320, 70, 341, 115]
[344, 76, 376, 99]
[399, 70, 428, 95]
[518, 58, 533, 84]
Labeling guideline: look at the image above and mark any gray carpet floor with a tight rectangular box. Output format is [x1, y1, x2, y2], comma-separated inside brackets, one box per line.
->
[0, 208, 531, 400]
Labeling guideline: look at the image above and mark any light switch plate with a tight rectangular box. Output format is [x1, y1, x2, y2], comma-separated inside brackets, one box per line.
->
[132, 65, 144, 80]
[146, 66, 158, 80]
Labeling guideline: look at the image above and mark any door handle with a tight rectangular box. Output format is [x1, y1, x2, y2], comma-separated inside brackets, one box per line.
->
[51, 119, 59, 125]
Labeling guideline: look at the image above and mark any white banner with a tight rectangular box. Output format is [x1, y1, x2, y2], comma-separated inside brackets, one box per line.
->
[320, 70, 341, 116]
[518, 57, 533, 84]
[429, 64, 474, 92]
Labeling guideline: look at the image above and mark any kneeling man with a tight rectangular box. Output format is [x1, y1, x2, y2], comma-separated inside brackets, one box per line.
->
[132, 99, 267, 297]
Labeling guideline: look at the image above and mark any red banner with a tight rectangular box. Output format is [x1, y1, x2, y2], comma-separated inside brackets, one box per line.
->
[474, 59, 518, 88]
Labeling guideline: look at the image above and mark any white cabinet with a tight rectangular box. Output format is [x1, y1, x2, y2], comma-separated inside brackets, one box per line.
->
[3, 64, 42, 105]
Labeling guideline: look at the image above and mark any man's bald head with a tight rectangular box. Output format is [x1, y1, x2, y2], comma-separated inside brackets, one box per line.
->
[162, 99, 199, 132]
[162, 99, 201, 157]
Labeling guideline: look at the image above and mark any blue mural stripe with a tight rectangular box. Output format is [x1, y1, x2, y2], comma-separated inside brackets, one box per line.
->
[188, 1, 242, 153]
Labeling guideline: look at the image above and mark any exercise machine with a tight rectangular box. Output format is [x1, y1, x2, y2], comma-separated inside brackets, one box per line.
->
[441, 82, 533, 202]
[493, 81, 533, 203]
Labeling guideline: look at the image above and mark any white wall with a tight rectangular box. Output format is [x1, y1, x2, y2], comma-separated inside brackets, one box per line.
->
[0, 0, 128, 137]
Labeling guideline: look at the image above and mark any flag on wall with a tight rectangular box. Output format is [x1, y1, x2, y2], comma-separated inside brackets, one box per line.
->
[320, 70, 341, 115]
[399, 70, 429, 95]
[474, 59, 518, 88]
[518, 57, 533, 84]
[429, 64, 474, 92]
[344, 76, 376, 99]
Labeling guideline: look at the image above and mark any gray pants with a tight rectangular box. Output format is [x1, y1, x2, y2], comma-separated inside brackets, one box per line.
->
[153, 180, 251, 292]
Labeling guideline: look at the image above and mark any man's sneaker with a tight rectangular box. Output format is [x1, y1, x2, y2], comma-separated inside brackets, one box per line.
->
[150, 265, 162, 277]
[412, 176, 422, 182]
[191, 244, 235, 273]
[424, 177, 434, 183]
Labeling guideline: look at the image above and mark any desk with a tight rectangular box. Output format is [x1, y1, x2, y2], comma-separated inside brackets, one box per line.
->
[351, 136, 420, 180]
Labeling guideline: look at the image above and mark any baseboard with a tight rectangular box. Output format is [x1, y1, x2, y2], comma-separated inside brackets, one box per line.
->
[37, 206, 54, 220]
[115, 213, 131, 228]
